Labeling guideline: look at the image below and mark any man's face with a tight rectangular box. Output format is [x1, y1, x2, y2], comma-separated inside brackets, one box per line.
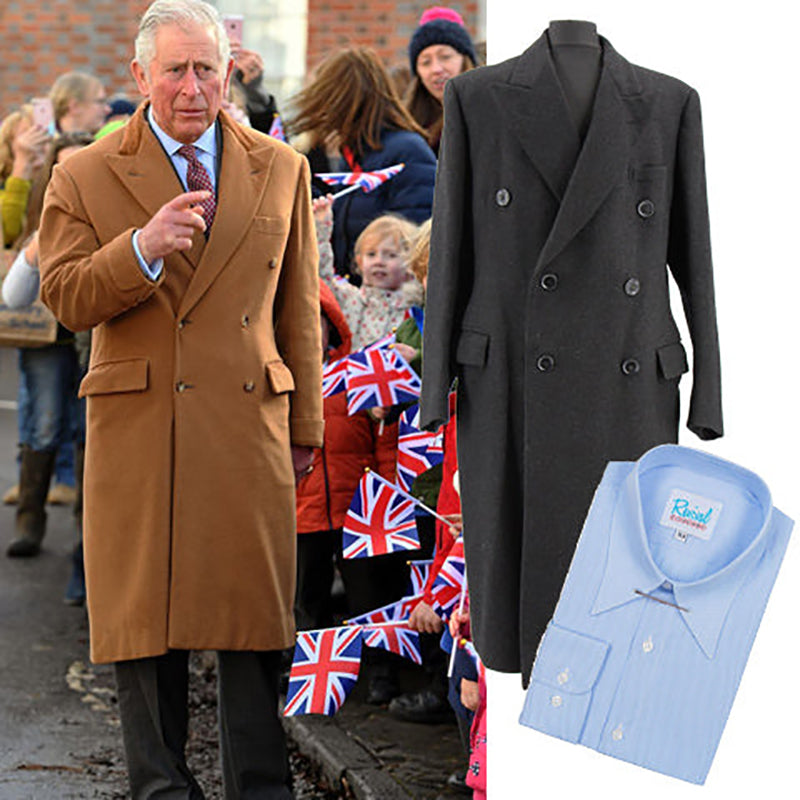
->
[68, 82, 110, 134]
[132, 21, 233, 144]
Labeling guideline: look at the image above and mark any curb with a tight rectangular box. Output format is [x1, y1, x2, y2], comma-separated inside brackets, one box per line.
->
[284, 715, 412, 800]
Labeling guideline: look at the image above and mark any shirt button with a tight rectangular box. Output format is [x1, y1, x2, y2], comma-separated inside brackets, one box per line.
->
[557, 670, 569, 685]
[550, 695, 563, 708]
[495, 188, 511, 207]
[612, 725, 624, 741]
[637, 199, 655, 218]
[243, 381, 255, 393]
[623, 277, 641, 296]
[642, 636, 654, 654]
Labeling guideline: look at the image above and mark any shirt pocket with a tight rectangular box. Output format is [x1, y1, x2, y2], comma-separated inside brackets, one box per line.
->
[519, 623, 609, 743]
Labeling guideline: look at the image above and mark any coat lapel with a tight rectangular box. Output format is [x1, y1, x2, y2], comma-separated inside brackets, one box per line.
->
[105, 106, 201, 274]
[536, 40, 644, 272]
[178, 112, 276, 317]
[493, 35, 581, 202]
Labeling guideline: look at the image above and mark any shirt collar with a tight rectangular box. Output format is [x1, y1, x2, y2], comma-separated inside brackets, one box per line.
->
[591, 444, 773, 659]
[147, 104, 217, 159]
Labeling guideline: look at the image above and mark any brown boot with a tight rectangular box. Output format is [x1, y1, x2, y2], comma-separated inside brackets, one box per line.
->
[7, 447, 56, 558]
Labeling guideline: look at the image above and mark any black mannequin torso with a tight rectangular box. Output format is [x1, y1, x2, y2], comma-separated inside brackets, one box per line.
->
[547, 20, 601, 140]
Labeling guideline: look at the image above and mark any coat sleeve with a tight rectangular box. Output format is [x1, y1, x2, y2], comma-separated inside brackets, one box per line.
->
[667, 89, 723, 440]
[420, 79, 472, 430]
[274, 157, 324, 448]
[38, 164, 161, 332]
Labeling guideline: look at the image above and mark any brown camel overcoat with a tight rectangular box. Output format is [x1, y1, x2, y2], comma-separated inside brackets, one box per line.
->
[38, 107, 323, 664]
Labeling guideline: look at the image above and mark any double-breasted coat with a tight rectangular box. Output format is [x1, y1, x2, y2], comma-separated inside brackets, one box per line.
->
[420, 35, 723, 682]
[38, 107, 323, 664]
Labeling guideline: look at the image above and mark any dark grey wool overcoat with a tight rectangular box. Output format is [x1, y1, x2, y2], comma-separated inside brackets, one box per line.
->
[420, 35, 723, 683]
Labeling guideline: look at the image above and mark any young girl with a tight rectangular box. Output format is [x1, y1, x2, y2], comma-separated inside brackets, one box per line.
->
[314, 195, 421, 350]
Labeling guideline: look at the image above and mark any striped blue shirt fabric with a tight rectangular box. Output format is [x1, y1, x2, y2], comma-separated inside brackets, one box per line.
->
[519, 444, 793, 784]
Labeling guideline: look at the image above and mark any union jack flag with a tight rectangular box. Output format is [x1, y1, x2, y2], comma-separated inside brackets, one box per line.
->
[397, 404, 445, 491]
[364, 332, 396, 352]
[268, 113, 287, 142]
[345, 594, 420, 626]
[431, 536, 466, 617]
[342, 472, 420, 559]
[283, 626, 363, 716]
[315, 163, 405, 194]
[407, 558, 433, 597]
[322, 355, 348, 398]
[363, 622, 422, 665]
[346, 347, 421, 415]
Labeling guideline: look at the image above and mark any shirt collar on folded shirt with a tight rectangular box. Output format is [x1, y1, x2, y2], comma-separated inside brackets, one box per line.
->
[591, 444, 773, 659]
[146, 104, 218, 160]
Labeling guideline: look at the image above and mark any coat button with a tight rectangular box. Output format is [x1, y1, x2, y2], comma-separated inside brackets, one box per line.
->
[536, 354, 555, 372]
[268, 257, 278, 269]
[495, 188, 511, 207]
[540, 273, 558, 291]
[241, 314, 250, 328]
[623, 277, 641, 296]
[176, 381, 188, 392]
[243, 381, 255, 392]
[621, 358, 640, 376]
[637, 199, 655, 218]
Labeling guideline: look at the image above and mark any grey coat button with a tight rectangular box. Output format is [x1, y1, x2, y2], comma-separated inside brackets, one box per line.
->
[637, 199, 655, 218]
[243, 381, 256, 393]
[496, 188, 511, 207]
[621, 358, 640, 375]
[624, 278, 641, 296]
[536, 354, 555, 372]
[540, 273, 558, 291]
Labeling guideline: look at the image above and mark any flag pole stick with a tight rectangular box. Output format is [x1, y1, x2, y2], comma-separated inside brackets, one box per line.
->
[365, 468, 453, 527]
[330, 183, 363, 200]
[447, 575, 469, 678]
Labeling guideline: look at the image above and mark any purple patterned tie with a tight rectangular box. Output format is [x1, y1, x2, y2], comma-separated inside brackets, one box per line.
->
[177, 144, 216, 235]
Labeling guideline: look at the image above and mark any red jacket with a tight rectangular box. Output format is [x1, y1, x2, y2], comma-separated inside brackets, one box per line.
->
[296, 282, 397, 533]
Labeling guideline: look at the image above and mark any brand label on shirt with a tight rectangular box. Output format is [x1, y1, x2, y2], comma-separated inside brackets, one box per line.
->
[660, 489, 723, 542]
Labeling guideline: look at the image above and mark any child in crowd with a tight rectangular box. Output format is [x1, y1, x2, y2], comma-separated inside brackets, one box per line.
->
[311, 197, 422, 704]
[314, 195, 422, 350]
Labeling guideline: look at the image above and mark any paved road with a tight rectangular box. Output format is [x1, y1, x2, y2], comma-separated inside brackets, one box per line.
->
[0, 347, 128, 799]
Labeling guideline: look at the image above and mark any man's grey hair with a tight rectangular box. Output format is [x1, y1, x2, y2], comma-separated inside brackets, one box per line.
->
[134, 0, 230, 72]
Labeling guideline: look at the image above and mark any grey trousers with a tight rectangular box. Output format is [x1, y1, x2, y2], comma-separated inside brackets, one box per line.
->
[114, 649, 292, 800]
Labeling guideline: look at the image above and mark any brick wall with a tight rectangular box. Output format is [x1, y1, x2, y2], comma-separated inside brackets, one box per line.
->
[1, 0, 151, 118]
[1, 1, 485, 120]
[306, 1, 483, 74]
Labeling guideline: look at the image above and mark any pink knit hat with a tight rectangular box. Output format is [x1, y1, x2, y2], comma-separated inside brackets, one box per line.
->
[419, 7, 466, 27]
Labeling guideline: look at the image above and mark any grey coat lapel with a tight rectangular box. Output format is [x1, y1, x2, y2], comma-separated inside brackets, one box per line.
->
[536, 40, 642, 272]
[493, 35, 581, 202]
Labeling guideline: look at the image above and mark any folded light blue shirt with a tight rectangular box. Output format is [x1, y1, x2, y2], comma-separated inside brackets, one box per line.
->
[131, 106, 218, 279]
[519, 444, 793, 784]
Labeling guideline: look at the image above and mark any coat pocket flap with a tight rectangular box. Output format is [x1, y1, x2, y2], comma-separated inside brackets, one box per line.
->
[265, 360, 295, 394]
[79, 358, 149, 398]
[657, 342, 689, 380]
[530, 624, 609, 694]
[455, 329, 489, 367]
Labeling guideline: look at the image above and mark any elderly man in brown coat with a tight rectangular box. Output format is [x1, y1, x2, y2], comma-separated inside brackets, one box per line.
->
[37, 1, 322, 797]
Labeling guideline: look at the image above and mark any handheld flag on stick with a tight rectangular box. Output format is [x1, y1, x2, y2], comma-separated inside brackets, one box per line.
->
[346, 346, 421, 415]
[363, 623, 422, 665]
[316, 163, 406, 200]
[345, 595, 420, 627]
[407, 558, 434, 597]
[397, 404, 445, 492]
[268, 113, 287, 142]
[283, 626, 363, 716]
[342, 471, 420, 559]
[431, 535, 466, 617]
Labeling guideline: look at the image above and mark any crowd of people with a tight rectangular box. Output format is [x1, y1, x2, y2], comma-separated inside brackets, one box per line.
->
[0, 2, 486, 798]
